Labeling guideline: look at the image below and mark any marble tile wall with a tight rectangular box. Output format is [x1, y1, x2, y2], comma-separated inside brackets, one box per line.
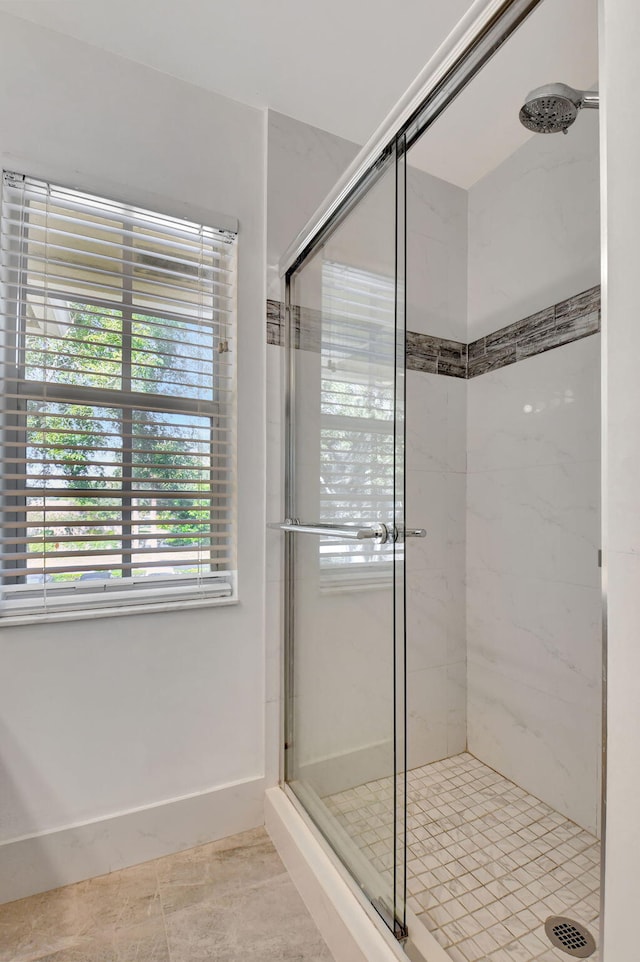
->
[406, 164, 468, 343]
[466, 335, 602, 835]
[406, 371, 467, 768]
[467, 116, 600, 341]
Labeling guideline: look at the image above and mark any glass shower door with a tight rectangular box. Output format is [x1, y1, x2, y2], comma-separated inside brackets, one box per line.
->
[282, 142, 410, 937]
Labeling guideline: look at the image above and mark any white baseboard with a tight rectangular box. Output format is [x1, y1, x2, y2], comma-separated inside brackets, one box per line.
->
[0, 775, 265, 905]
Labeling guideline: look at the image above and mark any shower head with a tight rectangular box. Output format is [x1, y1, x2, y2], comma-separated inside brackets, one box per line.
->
[519, 83, 599, 134]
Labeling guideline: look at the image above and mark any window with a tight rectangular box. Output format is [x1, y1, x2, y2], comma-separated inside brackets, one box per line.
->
[0, 172, 237, 619]
[319, 261, 398, 587]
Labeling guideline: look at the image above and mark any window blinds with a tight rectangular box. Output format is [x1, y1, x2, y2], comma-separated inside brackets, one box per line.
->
[0, 172, 237, 618]
[319, 261, 399, 583]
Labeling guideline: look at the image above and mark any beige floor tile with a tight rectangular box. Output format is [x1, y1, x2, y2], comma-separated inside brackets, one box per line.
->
[156, 827, 284, 912]
[31, 919, 171, 962]
[74, 861, 162, 935]
[0, 887, 86, 962]
[163, 871, 331, 962]
[0, 828, 334, 962]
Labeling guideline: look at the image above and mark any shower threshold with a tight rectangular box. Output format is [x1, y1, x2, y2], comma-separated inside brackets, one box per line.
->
[324, 753, 600, 962]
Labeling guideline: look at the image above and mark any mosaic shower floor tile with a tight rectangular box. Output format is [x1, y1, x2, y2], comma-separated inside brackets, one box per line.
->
[325, 752, 600, 962]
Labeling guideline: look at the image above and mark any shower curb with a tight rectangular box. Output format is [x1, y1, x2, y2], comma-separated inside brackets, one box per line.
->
[265, 786, 449, 962]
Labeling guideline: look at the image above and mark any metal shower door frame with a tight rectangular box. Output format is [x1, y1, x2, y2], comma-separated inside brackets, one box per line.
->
[279, 0, 545, 281]
[278, 0, 551, 943]
[281, 134, 408, 936]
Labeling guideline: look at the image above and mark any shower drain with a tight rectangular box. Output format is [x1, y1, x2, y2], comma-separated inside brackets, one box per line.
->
[544, 916, 597, 958]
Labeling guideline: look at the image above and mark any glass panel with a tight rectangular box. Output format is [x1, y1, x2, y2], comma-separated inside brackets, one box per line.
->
[398, 1, 602, 958]
[285, 143, 407, 934]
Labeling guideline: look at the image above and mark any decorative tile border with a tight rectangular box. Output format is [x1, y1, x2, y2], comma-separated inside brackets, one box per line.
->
[467, 285, 600, 378]
[266, 298, 301, 348]
[406, 331, 467, 378]
[266, 298, 284, 346]
[266, 285, 601, 378]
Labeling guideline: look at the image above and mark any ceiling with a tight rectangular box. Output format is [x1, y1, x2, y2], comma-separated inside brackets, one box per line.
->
[0, 0, 474, 143]
[409, 0, 599, 187]
[0, 0, 598, 189]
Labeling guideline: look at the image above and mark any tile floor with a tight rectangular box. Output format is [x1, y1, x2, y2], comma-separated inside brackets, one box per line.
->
[325, 752, 600, 962]
[0, 827, 334, 962]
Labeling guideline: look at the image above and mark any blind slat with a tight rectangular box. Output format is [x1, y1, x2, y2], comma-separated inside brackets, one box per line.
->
[0, 392, 229, 417]
[2, 502, 233, 514]
[0, 290, 237, 326]
[2, 190, 236, 246]
[5, 561, 233, 579]
[0, 238, 233, 288]
[0, 509, 229, 543]
[10, 318, 233, 358]
[2, 523, 231, 540]
[318, 262, 398, 577]
[0, 228, 235, 272]
[5, 262, 236, 306]
[3, 267, 234, 312]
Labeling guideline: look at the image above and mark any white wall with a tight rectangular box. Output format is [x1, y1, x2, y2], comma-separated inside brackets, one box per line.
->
[267, 111, 359, 301]
[466, 116, 602, 833]
[468, 117, 601, 339]
[466, 339, 601, 832]
[601, 0, 640, 957]
[0, 13, 267, 898]
[406, 371, 467, 768]
[405, 158, 468, 769]
[407, 163, 467, 341]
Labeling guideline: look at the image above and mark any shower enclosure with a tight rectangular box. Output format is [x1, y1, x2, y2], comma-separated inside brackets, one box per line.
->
[272, 0, 603, 956]
[279, 141, 412, 936]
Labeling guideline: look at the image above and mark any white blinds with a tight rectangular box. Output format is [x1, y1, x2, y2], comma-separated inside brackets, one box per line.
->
[319, 261, 398, 582]
[0, 171, 237, 617]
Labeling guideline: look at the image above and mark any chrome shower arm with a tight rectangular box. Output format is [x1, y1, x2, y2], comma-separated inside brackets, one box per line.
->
[581, 91, 600, 109]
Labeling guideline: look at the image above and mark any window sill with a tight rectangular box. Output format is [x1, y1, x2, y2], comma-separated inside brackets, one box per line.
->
[0, 593, 239, 628]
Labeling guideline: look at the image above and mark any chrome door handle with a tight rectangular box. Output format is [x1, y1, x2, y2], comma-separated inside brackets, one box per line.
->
[269, 519, 390, 542]
[268, 520, 427, 544]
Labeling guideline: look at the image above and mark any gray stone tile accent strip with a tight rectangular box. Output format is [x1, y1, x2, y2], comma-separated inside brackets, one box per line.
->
[266, 285, 600, 379]
[406, 331, 467, 378]
[266, 298, 283, 346]
[467, 285, 601, 378]
[266, 298, 300, 348]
